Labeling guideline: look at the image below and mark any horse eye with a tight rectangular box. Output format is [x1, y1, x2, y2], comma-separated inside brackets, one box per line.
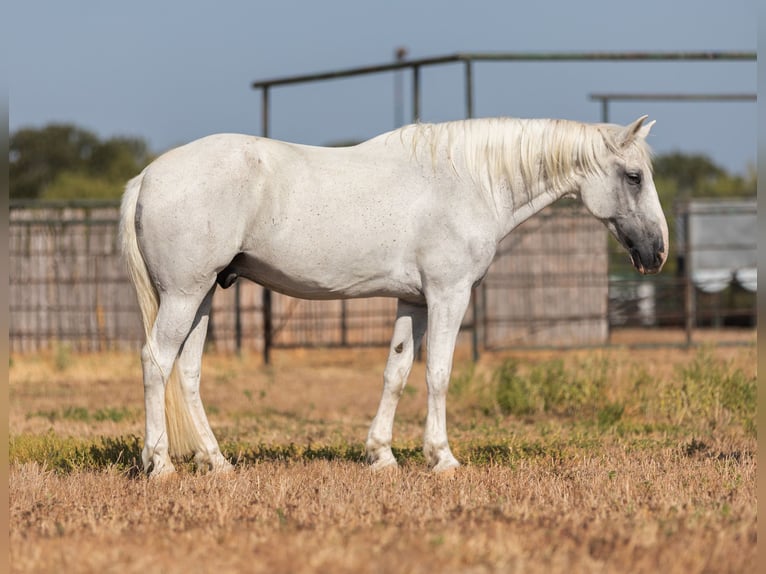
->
[626, 172, 642, 186]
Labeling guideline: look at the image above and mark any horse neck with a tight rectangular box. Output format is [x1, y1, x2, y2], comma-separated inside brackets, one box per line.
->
[455, 118, 590, 240]
[398, 118, 600, 240]
[487, 170, 576, 241]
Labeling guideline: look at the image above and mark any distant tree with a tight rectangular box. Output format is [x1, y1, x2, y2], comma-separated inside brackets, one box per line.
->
[653, 152, 755, 200]
[89, 136, 151, 182]
[653, 152, 724, 192]
[10, 124, 152, 200]
[39, 171, 120, 201]
[10, 124, 100, 199]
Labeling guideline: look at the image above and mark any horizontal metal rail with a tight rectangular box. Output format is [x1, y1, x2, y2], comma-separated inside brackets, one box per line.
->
[10, 199, 122, 210]
[251, 51, 756, 89]
[590, 93, 756, 102]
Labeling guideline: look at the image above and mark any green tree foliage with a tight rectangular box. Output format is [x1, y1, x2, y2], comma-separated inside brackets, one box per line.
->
[10, 124, 152, 201]
[653, 151, 756, 203]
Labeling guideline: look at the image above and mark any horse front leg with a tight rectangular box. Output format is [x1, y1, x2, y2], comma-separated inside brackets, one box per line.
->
[366, 300, 427, 470]
[423, 287, 472, 472]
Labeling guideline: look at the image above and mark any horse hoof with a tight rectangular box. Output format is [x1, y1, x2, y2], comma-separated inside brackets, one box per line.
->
[435, 467, 459, 479]
[371, 460, 400, 474]
[367, 446, 398, 471]
[148, 467, 178, 481]
[432, 458, 460, 475]
[211, 461, 236, 475]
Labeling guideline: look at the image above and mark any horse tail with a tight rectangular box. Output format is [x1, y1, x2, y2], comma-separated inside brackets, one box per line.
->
[120, 172, 203, 459]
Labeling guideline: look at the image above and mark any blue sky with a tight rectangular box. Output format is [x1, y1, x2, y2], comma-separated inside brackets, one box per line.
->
[8, 0, 757, 174]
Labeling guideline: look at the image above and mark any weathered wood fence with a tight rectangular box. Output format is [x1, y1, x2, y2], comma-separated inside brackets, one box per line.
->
[9, 201, 609, 354]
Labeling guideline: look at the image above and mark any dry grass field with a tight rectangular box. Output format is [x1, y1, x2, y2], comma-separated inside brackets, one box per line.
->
[9, 333, 757, 573]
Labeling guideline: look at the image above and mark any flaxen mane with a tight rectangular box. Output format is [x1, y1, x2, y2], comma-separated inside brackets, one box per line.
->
[399, 118, 652, 204]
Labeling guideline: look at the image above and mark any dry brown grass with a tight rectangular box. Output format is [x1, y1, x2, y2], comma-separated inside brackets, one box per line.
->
[9, 339, 757, 573]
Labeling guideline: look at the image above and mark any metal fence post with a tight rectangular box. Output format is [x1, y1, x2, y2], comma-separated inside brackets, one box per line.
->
[234, 282, 242, 354]
[464, 59, 474, 120]
[341, 300, 348, 346]
[412, 65, 420, 122]
[682, 205, 694, 346]
[261, 86, 273, 364]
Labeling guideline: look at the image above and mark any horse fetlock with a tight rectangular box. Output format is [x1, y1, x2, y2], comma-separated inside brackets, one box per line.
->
[366, 437, 397, 469]
[424, 441, 459, 472]
[145, 451, 176, 479]
[368, 451, 398, 471]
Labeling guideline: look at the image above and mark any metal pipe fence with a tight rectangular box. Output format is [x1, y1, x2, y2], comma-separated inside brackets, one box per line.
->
[249, 50, 756, 360]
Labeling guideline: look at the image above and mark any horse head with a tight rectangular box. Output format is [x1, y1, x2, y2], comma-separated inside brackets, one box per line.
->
[579, 116, 668, 275]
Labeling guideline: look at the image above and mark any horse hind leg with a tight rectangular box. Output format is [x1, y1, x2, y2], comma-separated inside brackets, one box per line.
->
[175, 286, 233, 473]
[366, 301, 427, 470]
[141, 288, 212, 477]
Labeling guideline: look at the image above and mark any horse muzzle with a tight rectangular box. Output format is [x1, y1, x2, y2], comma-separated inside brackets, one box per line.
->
[626, 236, 666, 275]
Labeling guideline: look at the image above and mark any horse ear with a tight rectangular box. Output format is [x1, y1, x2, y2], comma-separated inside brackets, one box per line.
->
[618, 115, 654, 147]
[637, 118, 656, 140]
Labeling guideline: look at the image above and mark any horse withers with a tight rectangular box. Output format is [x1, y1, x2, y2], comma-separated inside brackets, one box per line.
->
[120, 115, 667, 477]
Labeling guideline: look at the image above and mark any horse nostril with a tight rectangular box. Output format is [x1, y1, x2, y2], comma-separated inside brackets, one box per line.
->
[651, 237, 666, 267]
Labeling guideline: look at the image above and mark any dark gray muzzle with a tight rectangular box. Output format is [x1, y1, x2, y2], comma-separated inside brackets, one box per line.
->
[612, 218, 667, 275]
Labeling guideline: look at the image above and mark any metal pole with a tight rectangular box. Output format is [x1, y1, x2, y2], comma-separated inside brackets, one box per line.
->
[234, 286, 242, 356]
[261, 86, 273, 364]
[683, 206, 694, 346]
[394, 47, 408, 128]
[464, 60, 474, 119]
[598, 96, 611, 346]
[340, 300, 348, 346]
[412, 65, 421, 122]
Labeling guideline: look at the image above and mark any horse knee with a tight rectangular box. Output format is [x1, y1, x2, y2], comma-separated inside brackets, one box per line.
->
[427, 366, 451, 394]
[383, 363, 411, 396]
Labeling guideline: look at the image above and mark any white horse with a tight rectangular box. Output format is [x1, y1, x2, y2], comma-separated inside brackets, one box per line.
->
[120, 116, 668, 477]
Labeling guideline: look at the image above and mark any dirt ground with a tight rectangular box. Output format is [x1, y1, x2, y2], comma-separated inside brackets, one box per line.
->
[8, 333, 758, 573]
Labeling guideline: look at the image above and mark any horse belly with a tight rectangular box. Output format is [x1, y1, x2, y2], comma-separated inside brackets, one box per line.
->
[231, 233, 424, 301]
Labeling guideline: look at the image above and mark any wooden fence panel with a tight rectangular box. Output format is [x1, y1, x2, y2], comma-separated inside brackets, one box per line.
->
[9, 203, 609, 353]
[481, 206, 608, 349]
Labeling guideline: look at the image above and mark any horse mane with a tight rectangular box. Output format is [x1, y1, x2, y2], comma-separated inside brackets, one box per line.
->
[398, 117, 652, 203]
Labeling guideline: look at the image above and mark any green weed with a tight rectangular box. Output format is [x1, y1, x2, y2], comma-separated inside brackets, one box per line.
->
[9, 432, 142, 473]
[494, 359, 537, 416]
[597, 402, 625, 430]
[662, 349, 756, 435]
[29, 406, 136, 423]
[449, 362, 479, 399]
[493, 357, 610, 417]
[223, 440, 369, 465]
